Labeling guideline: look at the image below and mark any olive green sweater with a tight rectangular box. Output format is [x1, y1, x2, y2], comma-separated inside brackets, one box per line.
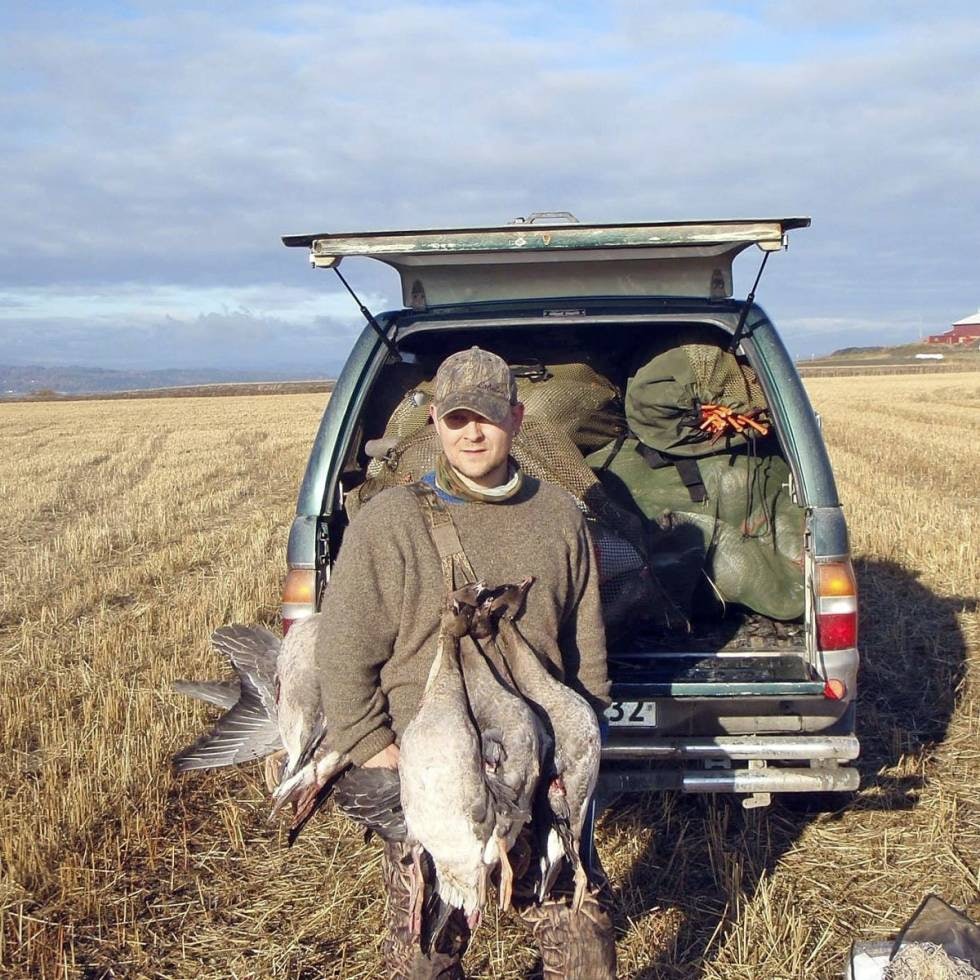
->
[315, 476, 610, 766]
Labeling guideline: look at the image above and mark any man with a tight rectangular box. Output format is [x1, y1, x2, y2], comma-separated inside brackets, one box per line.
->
[315, 347, 616, 978]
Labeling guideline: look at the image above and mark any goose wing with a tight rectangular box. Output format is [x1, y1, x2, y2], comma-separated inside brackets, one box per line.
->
[333, 767, 407, 842]
[172, 679, 240, 709]
[212, 624, 280, 714]
[172, 625, 283, 772]
[172, 687, 282, 771]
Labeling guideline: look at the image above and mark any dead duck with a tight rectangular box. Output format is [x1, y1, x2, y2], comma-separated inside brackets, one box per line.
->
[488, 578, 602, 913]
[457, 632, 546, 910]
[266, 617, 355, 840]
[398, 585, 498, 933]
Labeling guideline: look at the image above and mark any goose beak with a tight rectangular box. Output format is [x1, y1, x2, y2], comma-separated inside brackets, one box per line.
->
[487, 576, 535, 619]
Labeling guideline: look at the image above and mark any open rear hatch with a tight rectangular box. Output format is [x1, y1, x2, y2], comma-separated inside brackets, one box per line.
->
[283, 215, 810, 307]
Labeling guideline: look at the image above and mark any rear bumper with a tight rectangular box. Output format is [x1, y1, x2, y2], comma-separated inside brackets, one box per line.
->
[604, 648, 859, 737]
[598, 733, 860, 797]
[599, 765, 860, 796]
[602, 733, 859, 761]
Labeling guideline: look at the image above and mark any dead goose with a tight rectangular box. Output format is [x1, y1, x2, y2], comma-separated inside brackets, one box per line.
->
[173, 618, 322, 788]
[173, 618, 408, 846]
[172, 618, 357, 842]
[398, 586, 498, 933]
[457, 634, 546, 910]
[488, 578, 602, 913]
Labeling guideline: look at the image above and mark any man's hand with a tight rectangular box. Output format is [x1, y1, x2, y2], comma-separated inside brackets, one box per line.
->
[362, 743, 400, 770]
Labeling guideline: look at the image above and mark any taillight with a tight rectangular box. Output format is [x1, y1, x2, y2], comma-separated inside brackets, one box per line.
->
[815, 560, 858, 651]
[823, 677, 847, 700]
[281, 567, 316, 634]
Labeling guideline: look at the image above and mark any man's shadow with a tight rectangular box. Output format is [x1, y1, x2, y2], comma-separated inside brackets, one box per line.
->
[596, 558, 974, 979]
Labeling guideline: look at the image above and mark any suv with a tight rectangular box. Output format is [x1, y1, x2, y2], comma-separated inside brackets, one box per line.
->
[278, 214, 859, 810]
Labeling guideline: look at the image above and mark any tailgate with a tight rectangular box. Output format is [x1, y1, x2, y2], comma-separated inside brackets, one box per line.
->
[598, 651, 860, 801]
[608, 653, 825, 699]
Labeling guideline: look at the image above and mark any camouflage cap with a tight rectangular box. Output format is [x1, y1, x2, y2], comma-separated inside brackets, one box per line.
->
[433, 346, 517, 424]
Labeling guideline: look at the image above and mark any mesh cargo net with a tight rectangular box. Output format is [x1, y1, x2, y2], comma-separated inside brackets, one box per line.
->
[365, 361, 624, 457]
[355, 360, 627, 511]
[352, 416, 642, 543]
[686, 344, 766, 409]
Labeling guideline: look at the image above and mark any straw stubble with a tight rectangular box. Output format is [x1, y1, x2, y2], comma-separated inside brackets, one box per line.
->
[1, 373, 977, 978]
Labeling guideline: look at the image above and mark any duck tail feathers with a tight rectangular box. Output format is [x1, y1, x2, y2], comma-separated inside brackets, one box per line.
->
[435, 870, 482, 917]
[436, 877, 466, 912]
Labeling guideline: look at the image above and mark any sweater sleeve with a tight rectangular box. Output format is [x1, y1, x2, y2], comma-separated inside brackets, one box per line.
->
[314, 496, 404, 766]
[559, 515, 611, 712]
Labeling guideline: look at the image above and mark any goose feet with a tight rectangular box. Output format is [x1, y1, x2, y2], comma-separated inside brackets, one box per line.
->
[263, 749, 288, 793]
[571, 857, 590, 914]
[497, 834, 513, 911]
[407, 845, 426, 938]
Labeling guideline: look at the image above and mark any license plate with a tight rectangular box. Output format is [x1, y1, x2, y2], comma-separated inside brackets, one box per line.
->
[604, 701, 657, 727]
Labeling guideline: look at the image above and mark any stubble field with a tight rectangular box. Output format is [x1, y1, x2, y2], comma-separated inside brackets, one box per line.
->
[1, 372, 977, 978]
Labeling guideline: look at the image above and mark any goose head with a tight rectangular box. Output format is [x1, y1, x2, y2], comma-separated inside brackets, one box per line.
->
[482, 576, 535, 628]
[443, 581, 488, 638]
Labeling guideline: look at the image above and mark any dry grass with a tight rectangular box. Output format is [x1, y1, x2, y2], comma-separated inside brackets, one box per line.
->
[1, 374, 977, 978]
[797, 363, 979, 378]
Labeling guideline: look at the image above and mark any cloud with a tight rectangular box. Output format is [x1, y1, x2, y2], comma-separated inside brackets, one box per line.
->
[1, 1, 978, 366]
[0, 280, 389, 324]
[1, 308, 364, 373]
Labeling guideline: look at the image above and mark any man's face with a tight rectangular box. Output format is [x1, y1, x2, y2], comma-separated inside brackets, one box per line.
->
[431, 403, 524, 488]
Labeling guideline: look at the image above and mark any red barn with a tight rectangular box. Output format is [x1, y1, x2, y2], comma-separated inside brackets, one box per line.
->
[927, 311, 980, 345]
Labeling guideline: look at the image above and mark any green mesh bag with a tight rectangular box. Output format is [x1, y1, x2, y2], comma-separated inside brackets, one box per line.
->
[363, 360, 624, 457]
[586, 438, 805, 620]
[627, 344, 768, 457]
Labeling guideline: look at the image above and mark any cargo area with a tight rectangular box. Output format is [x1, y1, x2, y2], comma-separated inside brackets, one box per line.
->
[335, 316, 808, 666]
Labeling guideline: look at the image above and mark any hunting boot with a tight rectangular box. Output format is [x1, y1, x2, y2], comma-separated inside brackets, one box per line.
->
[380, 839, 471, 980]
[511, 829, 616, 980]
[516, 890, 617, 980]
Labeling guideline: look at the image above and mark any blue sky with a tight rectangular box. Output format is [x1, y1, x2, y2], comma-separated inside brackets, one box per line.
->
[2, 1, 979, 372]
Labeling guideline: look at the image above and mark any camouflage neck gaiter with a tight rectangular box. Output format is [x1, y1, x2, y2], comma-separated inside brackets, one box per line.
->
[435, 452, 523, 503]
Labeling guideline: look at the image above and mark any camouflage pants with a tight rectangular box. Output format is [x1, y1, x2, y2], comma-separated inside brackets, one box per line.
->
[380, 836, 616, 980]
[380, 840, 470, 980]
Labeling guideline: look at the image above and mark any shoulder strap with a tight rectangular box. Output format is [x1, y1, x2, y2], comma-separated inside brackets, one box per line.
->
[633, 438, 708, 504]
[407, 483, 479, 590]
[595, 430, 628, 473]
[673, 457, 708, 504]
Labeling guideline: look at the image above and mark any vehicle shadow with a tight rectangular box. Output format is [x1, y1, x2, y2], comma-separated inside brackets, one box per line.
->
[596, 557, 972, 979]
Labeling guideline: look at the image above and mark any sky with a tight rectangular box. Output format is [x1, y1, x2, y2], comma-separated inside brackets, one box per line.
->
[2, 0, 979, 373]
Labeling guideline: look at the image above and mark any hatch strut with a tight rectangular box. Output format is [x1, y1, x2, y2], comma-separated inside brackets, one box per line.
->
[728, 250, 770, 353]
[332, 266, 401, 360]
